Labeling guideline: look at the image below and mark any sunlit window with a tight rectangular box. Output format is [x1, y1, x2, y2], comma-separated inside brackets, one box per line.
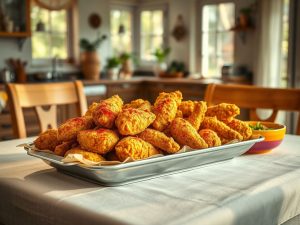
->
[280, 0, 290, 88]
[140, 10, 164, 61]
[110, 9, 133, 55]
[201, 3, 235, 77]
[31, 4, 68, 59]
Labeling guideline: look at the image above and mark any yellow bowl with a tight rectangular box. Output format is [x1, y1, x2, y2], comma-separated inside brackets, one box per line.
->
[246, 121, 286, 154]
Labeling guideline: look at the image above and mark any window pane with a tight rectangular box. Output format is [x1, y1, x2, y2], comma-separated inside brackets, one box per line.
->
[218, 3, 235, 31]
[51, 34, 67, 58]
[110, 10, 120, 35]
[141, 11, 152, 34]
[51, 10, 67, 33]
[202, 5, 217, 32]
[140, 9, 164, 61]
[32, 32, 50, 58]
[201, 3, 235, 77]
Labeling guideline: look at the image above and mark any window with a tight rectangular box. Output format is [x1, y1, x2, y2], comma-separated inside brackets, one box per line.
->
[140, 9, 165, 61]
[110, 9, 133, 55]
[201, 3, 235, 77]
[31, 4, 69, 59]
[280, 0, 290, 88]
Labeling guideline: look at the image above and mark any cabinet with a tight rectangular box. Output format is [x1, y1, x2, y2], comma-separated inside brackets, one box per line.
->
[0, 0, 31, 49]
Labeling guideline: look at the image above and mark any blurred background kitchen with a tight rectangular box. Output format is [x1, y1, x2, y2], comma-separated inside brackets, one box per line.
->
[0, 0, 299, 140]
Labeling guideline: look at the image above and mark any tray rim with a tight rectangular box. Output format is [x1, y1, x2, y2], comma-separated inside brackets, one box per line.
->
[25, 137, 264, 171]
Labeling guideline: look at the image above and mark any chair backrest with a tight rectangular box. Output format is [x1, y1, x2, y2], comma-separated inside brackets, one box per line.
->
[6, 80, 87, 138]
[204, 83, 300, 135]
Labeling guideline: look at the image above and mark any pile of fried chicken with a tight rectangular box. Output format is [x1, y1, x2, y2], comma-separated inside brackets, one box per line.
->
[34, 90, 253, 163]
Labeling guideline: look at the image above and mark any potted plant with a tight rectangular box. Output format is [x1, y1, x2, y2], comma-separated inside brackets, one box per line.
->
[164, 61, 186, 78]
[152, 47, 171, 76]
[105, 56, 121, 80]
[80, 34, 106, 80]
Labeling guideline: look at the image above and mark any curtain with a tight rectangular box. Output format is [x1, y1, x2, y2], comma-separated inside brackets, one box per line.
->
[254, 0, 283, 87]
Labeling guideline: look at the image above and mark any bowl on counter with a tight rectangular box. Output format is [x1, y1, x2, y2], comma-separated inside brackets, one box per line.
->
[245, 121, 286, 154]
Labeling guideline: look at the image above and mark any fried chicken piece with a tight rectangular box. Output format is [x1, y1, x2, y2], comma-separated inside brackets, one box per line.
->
[77, 129, 119, 155]
[152, 91, 183, 131]
[34, 129, 60, 151]
[187, 101, 207, 130]
[65, 147, 106, 162]
[201, 117, 243, 141]
[170, 118, 208, 149]
[58, 116, 94, 142]
[175, 110, 183, 118]
[92, 95, 123, 128]
[84, 102, 100, 117]
[123, 99, 152, 111]
[206, 103, 240, 122]
[115, 137, 160, 161]
[115, 108, 156, 135]
[225, 119, 253, 140]
[138, 128, 180, 154]
[178, 100, 195, 117]
[54, 141, 77, 156]
[198, 129, 221, 147]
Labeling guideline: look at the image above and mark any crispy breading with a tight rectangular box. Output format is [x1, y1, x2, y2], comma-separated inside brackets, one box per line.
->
[77, 129, 119, 155]
[175, 109, 183, 118]
[115, 137, 160, 161]
[187, 101, 207, 130]
[65, 147, 106, 162]
[152, 91, 183, 131]
[138, 128, 180, 154]
[123, 99, 152, 111]
[201, 116, 243, 141]
[115, 108, 156, 135]
[178, 100, 195, 117]
[58, 116, 94, 142]
[206, 103, 240, 122]
[92, 95, 123, 128]
[84, 102, 100, 117]
[225, 118, 253, 140]
[54, 141, 77, 156]
[198, 129, 221, 147]
[34, 129, 60, 151]
[170, 118, 208, 149]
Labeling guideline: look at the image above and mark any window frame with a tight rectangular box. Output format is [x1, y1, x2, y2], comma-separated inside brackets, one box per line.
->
[137, 4, 168, 69]
[30, 2, 78, 66]
[110, 4, 135, 56]
[197, 0, 236, 78]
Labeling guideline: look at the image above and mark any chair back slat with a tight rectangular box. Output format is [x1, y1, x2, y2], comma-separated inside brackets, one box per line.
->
[6, 80, 87, 138]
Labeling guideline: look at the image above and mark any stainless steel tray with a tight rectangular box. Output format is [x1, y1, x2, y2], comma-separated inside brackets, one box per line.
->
[24, 137, 264, 186]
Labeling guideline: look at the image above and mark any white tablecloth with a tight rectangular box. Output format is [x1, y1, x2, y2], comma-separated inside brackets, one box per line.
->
[1, 135, 300, 225]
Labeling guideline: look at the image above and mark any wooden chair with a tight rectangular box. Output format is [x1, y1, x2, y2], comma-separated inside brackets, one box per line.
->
[204, 83, 300, 135]
[6, 81, 87, 138]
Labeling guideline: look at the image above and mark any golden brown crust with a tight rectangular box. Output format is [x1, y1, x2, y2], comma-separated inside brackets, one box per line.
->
[138, 128, 180, 154]
[206, 103, 240, 122]
[170, 118, 208, 149]
[77, 129, 119, 155]
[201, 116, 243, 141]
[152, 91, 182, 131]
[58, 116, 94, 142]
[84, 102, 100, 117]
[187, 101, 207, 130]
[115, 108, 156, 135]
[65, 147, 106, 162]
[224, 119, 253, 140]
[178, 100, 194, 117]
[34, 129, 60, 151]
[92, 95, 123, 128]
[122, 99, 152, 111]
[198, 129, 221, 147]
[115, 137, 160, 161]
[54, 141, 77, 156]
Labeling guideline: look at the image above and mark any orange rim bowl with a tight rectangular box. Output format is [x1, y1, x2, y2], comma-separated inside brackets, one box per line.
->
[245, 121, 286, 154]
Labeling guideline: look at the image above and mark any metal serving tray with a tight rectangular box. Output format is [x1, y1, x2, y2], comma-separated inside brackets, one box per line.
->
[25, 137, 263, 186]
